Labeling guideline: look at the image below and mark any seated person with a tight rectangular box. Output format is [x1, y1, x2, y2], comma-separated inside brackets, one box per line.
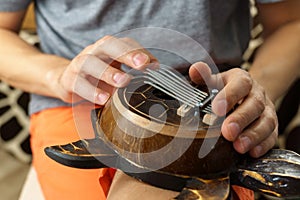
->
[0, 0, 299, 199]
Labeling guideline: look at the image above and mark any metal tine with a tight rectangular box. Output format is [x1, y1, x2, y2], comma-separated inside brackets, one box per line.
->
[205, 104, 212, 110]
[202, 109, 211, 114]
[197, 89, 218, 107]
[144, 77, 215, 114]
[203, 105, 214, 114]
[152, 69, 203, 98]
[145, 69, 198, 99]
[143, 67, 218, 111]
[145, 73, 202, 106]
[158, 67, 200, 93]
[204, 104, 212, 109]
[144, 81, 196, 107]
[159, 67, 207, 98]
[204, 106, 212, 113]
[144, 76, 200, 107]
[145, 69, 205, 104]
[146, 68, 207, 100]
[148, 74, 200, 107]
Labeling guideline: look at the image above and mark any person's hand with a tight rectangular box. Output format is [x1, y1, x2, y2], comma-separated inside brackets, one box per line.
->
[189, 62, 278, 158]
[47, 36, 157, 105]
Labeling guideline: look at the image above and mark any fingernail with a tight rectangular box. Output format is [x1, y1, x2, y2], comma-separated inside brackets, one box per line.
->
[132, 52, 148, 67]
[113, 73, 130, 85]
[239, 136, 251, 153]
[214, 100, 227, 116]
[97, 93, 109, 104]
[228, 122, 240, 140]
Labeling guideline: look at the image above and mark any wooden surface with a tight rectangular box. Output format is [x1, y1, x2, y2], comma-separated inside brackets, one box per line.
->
[96, 81, 238, 177]
[22, 3, 36, 31]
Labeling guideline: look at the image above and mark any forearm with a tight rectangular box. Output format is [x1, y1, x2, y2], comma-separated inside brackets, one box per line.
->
[249, 20, 300, 103]
[0, 28, 70, 98]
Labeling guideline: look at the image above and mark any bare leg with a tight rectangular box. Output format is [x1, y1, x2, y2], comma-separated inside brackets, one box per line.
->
[108, 170, 179, 200]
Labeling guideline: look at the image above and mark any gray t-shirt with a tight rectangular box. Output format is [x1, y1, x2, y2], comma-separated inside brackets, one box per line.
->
[0, 0, 281, 114]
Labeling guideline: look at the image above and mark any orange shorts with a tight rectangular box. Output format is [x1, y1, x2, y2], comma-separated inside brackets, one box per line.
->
[30, 102, 115, 200]
[30, 102, 253, 200]
[232, 185, 254, 200]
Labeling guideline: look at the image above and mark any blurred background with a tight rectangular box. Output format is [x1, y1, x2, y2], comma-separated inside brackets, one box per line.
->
[0, 2, 299, 200]
[0, 3, 37, 200]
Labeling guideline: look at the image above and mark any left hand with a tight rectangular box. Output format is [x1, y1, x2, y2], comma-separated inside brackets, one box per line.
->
[189, 62, 278, 158]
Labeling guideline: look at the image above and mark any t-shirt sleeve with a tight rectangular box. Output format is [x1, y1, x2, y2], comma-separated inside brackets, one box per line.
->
[0, 0, 31, 12]
[256, 0, 283, 3]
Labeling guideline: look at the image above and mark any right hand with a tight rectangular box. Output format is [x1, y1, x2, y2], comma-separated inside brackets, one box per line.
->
[189, 62, 278, 158]
[47, 36, 157, 105]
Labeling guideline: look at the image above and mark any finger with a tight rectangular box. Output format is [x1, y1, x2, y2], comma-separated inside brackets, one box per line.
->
[57, 88, 84, 104]
[91, 36, 157, 70]
[212, 69, 252, 116]
[81, 44, 116, 65]
[189, 62, 227, 88]
[74, 54, 131, 87]
[189, 62, 226, 116]
[248, 130, 278, 158]
[120, 37, 159, 66]
[74, 75, 110, 105]
[86, 76, 116, 95]
[232, 105, 277, 155]
[189, 62, 213, 85]
[221, 83, 266, 141]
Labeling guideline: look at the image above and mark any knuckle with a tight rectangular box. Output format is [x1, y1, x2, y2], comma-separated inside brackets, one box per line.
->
[101, 67, 114, 81]
[72, 54, 93, 73]
[255, 82, 266, 99]
[248, 128, 260, 142]
[259, 84, 266, 97]
[121, 37, 139, 46]
[265, 114, 276, 129]
[61, 92, 72, 103]
[262, 135, 277, 153]
[121, 37, 143, 50]
[240, 73, 253, 89]
[234, 111, 252, 128]
[232, 68, 249, 77]
[231, 69, 252, 87]
[116, 44, 135, 58]
[253, 94, 265, 113]
[81, 44, 95, 54]
[226, 92, 240, 107]
[77, 54, 92, 62]
[264, 107, 278, 131]
[95, 35, 114, 46]
[271, 131, 278, 145]
[60, 74, 73, 89]
[120, 37, 134, 43]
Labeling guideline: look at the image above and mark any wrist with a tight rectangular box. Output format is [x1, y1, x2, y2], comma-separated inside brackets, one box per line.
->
[42, 55, 71, 99]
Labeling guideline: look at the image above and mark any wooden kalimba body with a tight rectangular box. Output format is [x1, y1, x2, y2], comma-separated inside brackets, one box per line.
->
[45, 67, 300, 199]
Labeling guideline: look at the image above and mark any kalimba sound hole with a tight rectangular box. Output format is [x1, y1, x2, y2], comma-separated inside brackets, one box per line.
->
[152, 88, 174, 100]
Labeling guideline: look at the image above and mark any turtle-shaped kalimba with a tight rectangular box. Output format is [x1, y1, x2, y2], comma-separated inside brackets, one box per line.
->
[45, 67, 300, 199]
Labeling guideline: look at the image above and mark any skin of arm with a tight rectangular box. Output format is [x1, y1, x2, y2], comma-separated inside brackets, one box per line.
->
[250, 0, 300, 102]
[1, 4, 296, 199]
[1, 1, 297, 160]
[0, 6, 277, 159]
[189, 1, 300, 158]
[0, 10, 155, 105]
[0, 11, 70, 97]
[208, 1, 300, 158]
[214, 0, 300, 157]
